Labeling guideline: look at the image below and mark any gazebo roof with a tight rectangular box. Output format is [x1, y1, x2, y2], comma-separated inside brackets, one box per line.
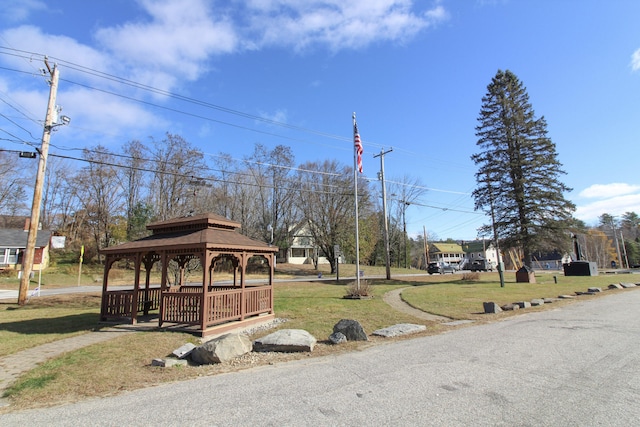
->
[100, 213, 277, 255]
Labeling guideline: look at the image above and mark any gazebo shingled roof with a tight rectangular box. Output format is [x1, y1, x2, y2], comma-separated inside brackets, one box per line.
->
[99, 213, 277, 337]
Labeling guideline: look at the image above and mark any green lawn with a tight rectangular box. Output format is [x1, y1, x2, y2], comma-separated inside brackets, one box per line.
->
[1, 268, 638, 412]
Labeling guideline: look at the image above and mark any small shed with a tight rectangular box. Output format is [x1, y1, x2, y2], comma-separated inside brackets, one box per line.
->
[99, 213, 278, 337]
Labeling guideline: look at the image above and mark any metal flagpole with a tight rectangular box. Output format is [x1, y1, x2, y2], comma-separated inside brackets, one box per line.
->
[352, 112, 361, 291]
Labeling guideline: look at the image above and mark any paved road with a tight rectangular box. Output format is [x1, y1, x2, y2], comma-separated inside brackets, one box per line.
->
[3, 288, 640, 426]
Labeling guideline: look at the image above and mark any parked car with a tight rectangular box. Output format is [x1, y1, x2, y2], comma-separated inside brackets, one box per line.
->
[428, 262, 456, 274]
[469, 259, 495, 272]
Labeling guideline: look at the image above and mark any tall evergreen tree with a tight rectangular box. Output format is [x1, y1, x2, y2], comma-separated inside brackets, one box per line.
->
[472, 70, 575, 268]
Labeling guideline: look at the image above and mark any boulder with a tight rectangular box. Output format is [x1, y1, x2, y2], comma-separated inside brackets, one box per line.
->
[333, 319, 368, 341]
[620, 283, 637, 288]
[372, 323, 426, 338]
[483, 302, 502, 314]
[530, 299, 545, 306]
[329, 332, 347, 344]
[558, 295, 576, 299]
[587, 287, 602, 293]
[608, 283, 624, 290]
[253, 329, 316, 352]
[172, 343, 196, 359]
[190, 333, 252, 365]
[501, 303, 519, 311]
[515, 301, 531, 309]
[151, 358, 188, 368]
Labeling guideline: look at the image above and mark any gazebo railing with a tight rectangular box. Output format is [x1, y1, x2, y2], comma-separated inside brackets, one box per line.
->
[162, 292, 202, 325]
[206, 289, 242, 324]
[102, 290, 134, 319]
[102, 287, 162, 321]
[244, 285, 272, 316]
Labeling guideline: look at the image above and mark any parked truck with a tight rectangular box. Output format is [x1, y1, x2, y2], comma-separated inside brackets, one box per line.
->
[469, 259, 495, 272]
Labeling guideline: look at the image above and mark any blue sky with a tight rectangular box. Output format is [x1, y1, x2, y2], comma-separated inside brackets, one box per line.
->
[1, 0, 639, 241]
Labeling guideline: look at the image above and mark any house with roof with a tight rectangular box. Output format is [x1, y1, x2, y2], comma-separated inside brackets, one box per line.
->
[427, 242, 465, 267]
[286, 222, 332, 265]
[0, 219, 52, 271]
[461, 239, 500, 269]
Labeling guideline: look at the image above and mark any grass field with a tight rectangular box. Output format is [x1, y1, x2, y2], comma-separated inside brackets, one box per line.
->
[1, 265, 638, 412]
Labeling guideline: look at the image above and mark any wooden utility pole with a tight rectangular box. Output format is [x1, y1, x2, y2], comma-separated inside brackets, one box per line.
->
[374, 148, 392, 280]
[18, 59, 59, 305]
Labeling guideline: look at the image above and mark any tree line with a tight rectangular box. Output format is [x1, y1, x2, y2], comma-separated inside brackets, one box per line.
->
[0, 134, 427, 273]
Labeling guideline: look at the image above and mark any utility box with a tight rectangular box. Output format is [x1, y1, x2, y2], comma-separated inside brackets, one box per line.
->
[563, 261, 598, 276]
[516, 265, 536, 283]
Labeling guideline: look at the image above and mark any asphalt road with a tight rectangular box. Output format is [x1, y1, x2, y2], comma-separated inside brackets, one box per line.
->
[3, 288, 640, 426]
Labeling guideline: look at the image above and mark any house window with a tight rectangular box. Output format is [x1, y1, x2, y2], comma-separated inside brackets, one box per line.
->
[0, 248, 18, 265]
[291, 248, 306, 258]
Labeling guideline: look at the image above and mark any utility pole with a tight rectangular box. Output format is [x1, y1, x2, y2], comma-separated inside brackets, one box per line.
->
[422, 226, 429, 269]
[18, 58, 60, 305]
[374, 148, 392, 280]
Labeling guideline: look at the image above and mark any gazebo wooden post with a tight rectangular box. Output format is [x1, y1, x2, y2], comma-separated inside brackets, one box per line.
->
[200, 250, 212, 333]
[269, 253, 275, 314]
[240, 252, 247, 320]
[143, 253, 153, 315]
[131, 254, 142, 324]
[159, 252, 168, 327]
[100, 255, 113, 321]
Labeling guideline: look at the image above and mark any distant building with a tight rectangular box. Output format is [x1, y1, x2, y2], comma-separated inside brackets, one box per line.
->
[461, 240, 500, 269]
[0, 218, 52, 271]
[428, 242, 465, 266]
[286, 222, 334, 265]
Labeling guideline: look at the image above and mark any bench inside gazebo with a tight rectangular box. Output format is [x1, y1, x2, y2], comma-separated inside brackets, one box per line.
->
[99, 213, 278, 337]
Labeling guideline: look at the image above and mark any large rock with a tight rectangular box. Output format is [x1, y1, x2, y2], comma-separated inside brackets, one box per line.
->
[253, 329, 316, 352]
[333, 319, 368, 341]
[172, 343, 196, 359]
[372, 323, 426, 338]
[483, 302, 502, 314]
[190, 333, 252, 365]
[328, 332, 347, 345]
[530, 299, 545, 306]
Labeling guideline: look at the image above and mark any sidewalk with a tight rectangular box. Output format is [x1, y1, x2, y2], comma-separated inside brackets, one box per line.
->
[0, 328, 135, 408]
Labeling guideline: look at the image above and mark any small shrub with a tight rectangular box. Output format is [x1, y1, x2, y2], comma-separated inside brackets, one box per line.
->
[462, 272, 480, 281]
[345, 280, 373, 297]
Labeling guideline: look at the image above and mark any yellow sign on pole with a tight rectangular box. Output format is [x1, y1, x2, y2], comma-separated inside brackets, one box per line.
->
[77, 245, 84, 286]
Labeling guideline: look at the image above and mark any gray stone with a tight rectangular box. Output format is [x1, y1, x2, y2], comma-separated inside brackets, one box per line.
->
[515, 301, 531, 309]
[620, 283, 637, 288]
[172, 343, 196, 359]
[543, 298, 558, 303]
[501, 303, 519, 311]
[333, 319, 368, 341]
[530, 299, 545, 306]
[151, 358, 166, 367]
[253, 329, 317, 352]
[151, 358, 188, 368]
[190, 333, 252, 365]
[483, 302, 502, 314]
[587, 287, 602, 293]
[608, 283, 624, 290]
[328, 332, 347, 344]
[164, 358, 188, 367]
[372, 323, 427, 338]
[558, 295, 576, 299]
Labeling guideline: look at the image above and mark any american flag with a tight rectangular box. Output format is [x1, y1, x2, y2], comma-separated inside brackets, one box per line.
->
[354, 122, 363, 173]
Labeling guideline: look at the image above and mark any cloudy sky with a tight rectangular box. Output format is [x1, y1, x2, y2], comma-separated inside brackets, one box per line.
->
[1, 0, 639, 240]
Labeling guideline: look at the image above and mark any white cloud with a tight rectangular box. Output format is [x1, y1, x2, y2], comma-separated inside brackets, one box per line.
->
[578, 183, 640, 199]
[574, 183, 640, 224]
[631, 48, 640, 72]
[242, 0, 448, 51]
[0, 0, 46, 23]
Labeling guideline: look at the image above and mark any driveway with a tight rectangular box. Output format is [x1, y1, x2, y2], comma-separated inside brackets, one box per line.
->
[2, 288, 640, 426]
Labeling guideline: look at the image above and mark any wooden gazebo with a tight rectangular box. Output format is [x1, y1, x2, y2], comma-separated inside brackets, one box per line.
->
[99, 213, 278, 337]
